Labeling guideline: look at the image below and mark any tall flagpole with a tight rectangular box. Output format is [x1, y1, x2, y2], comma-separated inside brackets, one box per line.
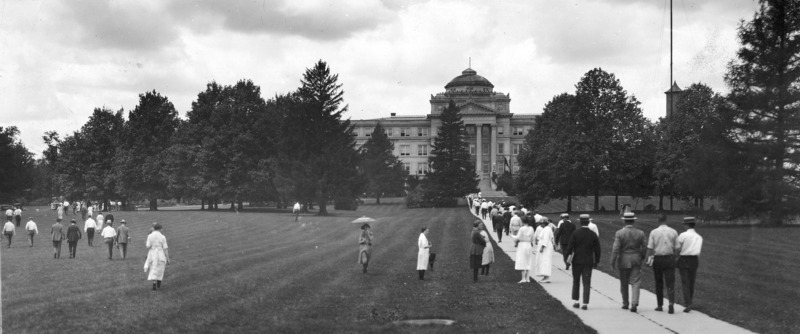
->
[670, 0, 673, 89]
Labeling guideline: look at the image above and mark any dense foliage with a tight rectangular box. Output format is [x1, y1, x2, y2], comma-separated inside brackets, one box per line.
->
[358, 122, 407, 204]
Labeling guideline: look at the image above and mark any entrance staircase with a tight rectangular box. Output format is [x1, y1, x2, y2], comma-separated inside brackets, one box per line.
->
[478, 176, 506, 197]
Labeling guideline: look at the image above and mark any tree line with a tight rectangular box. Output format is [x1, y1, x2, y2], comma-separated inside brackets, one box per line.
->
[516, 0, 799, 224]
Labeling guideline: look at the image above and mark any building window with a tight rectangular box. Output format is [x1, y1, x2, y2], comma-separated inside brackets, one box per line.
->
[400, 127, 410, 137]
[400, 145, 411, 156]
[418, 127, 429, 137]
[513, 144, 521, 155]
[403, 162, 410, 172]
[498, 143, 505, 154]
[386, 127, 394, 137]
[482, 143, 489, 155]
[498, 125, 505, 135]
[365, 127, 373, 137]
[417, 145, 428, 156]
[418, 162, 429, 175]
[482, 162, 490, 173]
[466, 125, 476, 136]
[469, 144, 476, 155]
[512, 161, 519, 173]
[513, 127, 524, 136]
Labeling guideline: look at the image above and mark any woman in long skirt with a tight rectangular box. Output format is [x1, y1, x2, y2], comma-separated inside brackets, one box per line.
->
[510, 220, 535, 283]
[479, 223, 494, 275]
[358, 223, 373, 273]
[144, 223, 170, 291]
[535, 218, 555, 283]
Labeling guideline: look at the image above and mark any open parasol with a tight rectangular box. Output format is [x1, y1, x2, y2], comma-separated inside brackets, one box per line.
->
[351, 216, 376, 224]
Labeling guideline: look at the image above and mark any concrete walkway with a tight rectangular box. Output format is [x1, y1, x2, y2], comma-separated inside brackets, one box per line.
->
[471, 210, 754, 334]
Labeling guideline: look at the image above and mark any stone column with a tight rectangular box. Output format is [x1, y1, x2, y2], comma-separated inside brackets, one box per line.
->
[490, 124, 497, 174]
[475, 124, 482, 176]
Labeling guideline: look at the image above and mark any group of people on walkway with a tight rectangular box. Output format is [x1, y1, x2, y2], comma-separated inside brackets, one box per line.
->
[462, 198, 704, 313]
[3, 209, 171, 291]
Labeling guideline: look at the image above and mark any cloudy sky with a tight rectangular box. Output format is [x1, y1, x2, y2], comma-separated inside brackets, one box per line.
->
[1, 0, 760, 156]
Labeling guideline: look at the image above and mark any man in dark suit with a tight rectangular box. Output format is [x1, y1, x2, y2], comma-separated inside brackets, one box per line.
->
[555, 213, 577, 269]
[611, 212, 648, 313]
[566, 214, 601, 310]
[502, 209, 512, 236]
[491, 210, 505, 242]
[469, 220, 486, 282]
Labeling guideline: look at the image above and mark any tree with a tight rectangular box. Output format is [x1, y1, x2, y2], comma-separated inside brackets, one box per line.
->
[358, 122, 407, 204]
[422, 100, 478, 206]
[724, 0, 800, 223]
[116, 90, 180, 210]
[273, 60, 361, 215]
[0, 126, 34, 203]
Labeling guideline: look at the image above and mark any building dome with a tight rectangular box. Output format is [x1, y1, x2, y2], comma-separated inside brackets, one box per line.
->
[444, 68, 494, 90]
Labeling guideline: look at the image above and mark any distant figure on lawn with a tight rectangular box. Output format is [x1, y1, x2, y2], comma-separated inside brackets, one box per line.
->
[84, 216, 97, 246]
[469, 220, 486, 282]
[611, 212, 647, 313]
[293, 202, 301, 222]
[51, 218, 65, 259]
[25, 217, 38, 247]
[510, 218, 534, 283]
[417, 227, 431, 280]
[555, 213, 576, 269]
[117, 219, 131, 260]
[3, 218, 15, 248]
[4, 208, 12, 224]
[646, 214, 678, 314]
[358, 223, 373, 273]
[502, 208, 512, 236]
[66, 219, 81, 258]
[57, 205, 64, 221]
[479, 222, 494, 276]
[100, 221, 117, 260]
[145, 223, 170, 291]
[535, 218, 555, 283]
[676, 217, 703, 313]
[80, 202, 88, 221]
[14, 207, 22, 227]
[566, 214, 601, 310]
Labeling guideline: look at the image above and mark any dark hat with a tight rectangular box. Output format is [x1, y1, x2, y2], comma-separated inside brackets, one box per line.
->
[70, 219, 76, 223]
[683, 217, 696, 224]
[579, 214, 590, 222]
[622, 212, 638, 221]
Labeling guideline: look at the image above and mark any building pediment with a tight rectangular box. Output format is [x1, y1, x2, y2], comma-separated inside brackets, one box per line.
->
[456, 101, 496, 114]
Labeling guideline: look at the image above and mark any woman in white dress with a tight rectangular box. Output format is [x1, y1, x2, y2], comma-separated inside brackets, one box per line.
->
[535, 218, 555, 283]
[510, 219, 535, 283]
[144, 223, 170, 291]
[479, 223, 495, 275]
[417, 227, 431, 280]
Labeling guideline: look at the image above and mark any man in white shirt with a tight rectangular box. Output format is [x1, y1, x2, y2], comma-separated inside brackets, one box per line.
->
[3, 218, 15, 248]
[646, 214, 679, 313]
[5, 208, 13, 224]
[293, 202, 301, 222]
[84, 217, 98, 246]
[13, 207, 22, 227]
[100, 221, 117, 260]
[25, 217, 38, 247]
[676, 217, 703, 313]
[533, 210, 543, 224]
[63, 201, 70, 215]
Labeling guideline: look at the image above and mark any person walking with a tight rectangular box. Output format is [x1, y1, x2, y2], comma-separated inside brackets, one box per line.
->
[4, 207, 12, 224]
[417, 227, 431, 280]
[50, 218, 65, 259]
[510, 219, 535, 283]
[479, 222, 494, 276]
[555, 213, 576, 269]
[293, 202, 301, 222]
[100, 221, 117, 260]
[509, 210, 522, 239]
[3, 218, 15, 248]
[646, 214, 679, 314]
[358, 223, 373, 273]
[502, 209, 512, 236]
[86, 202, 94, 219]
[96, 212, 105, 231]
[63, 200, 70, 215]
[144, 223, 170, 291]
[84, 216, 98, 246]
[676, 217, 703, 313]
[66, 219, 82, 258]
[105, 212, 114, 224]
[469, 220, 486, 282]
[535, 218, 555, 283]
[14, 207, 22, 227]
[116, 219, 131, 259]
[566, 214, 602, 310]
[611, 212, 647, 313]
[80, 202, 88, 222]
[25, 217, 38, 247]
[491, 210, 505, 242]
[57, 205, 64, 221]
[480, 200, 489, 220]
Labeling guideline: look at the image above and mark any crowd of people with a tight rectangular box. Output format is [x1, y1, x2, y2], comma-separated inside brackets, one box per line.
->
[2, 208, 171, 291]
[455, 195, 704, 313]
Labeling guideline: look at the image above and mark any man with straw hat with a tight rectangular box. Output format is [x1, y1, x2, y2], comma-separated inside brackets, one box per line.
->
[676, 217, 703, 313]
[611, 212, 647, 313]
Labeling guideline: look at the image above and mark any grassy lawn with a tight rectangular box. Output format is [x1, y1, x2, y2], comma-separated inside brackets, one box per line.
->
[2, 202, 594, 333]
[575, 212, 800, 334]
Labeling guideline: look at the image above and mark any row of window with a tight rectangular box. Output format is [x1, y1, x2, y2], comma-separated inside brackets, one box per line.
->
[401, 160, 520, 175]
[357, 126, 528, 137]
[398, 144, 429, 156]
[403, 162, 429, 175]
[468, 143, 522, 155]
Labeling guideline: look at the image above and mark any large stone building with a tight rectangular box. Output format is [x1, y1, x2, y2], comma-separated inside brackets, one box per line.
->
[352, 68, 539, 181]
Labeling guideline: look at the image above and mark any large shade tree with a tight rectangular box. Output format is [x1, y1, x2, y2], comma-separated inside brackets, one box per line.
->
[0, 126, 34, 203]
[423, 100, 478, 206]
[724, 0, 800, 223]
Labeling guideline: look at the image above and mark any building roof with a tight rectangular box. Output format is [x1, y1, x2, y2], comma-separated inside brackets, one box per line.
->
[444, 68, 495, 89]
[664, 81, 683, 93]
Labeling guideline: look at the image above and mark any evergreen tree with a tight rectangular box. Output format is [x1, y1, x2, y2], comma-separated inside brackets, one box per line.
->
[0, 126, 34, 203]
[358, 122, 407, 204]
[724, 0, 800, 223]
[423, 100, 478, 206]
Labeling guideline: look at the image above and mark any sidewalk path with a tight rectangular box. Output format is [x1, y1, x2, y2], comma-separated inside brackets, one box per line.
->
[471, 209, 754, 334]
